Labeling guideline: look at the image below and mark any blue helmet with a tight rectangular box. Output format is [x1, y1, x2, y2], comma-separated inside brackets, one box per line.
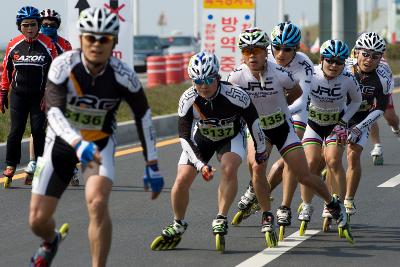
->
[320, 39, 350, 60]
[16, 6, 40, 24]
[271, 22, 301, 47]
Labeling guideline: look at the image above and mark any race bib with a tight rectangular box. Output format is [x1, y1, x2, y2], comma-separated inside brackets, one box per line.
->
[65, 104, 107, 130]
[32, 157, 46, 188]
[308, 104, 339, 126]
[198, 123, 234, 141]
[259, 110, 285, 130]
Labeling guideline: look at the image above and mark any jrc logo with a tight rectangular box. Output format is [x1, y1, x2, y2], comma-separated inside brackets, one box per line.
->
[14, 55, 46, 62]
[312, 86, 341, 97]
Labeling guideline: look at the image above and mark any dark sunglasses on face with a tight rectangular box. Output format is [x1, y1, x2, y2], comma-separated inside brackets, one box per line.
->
[241, 47, 265, 56]
[361, 51, 382, 60]
[193, 76, 216, 85]
[21, 23, 38, 28]
[272, 45, 295, 52]
[82, 33, 115, 44]
[324, 57, 345, 65]
[42, 23, 58, 28]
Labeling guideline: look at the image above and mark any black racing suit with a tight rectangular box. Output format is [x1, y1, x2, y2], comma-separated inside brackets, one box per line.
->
[1, 33, 57, 167]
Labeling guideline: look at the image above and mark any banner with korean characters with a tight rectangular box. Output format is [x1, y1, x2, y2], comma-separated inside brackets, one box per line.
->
[66, 0, 133, 67]
[201, 0, 255, 79]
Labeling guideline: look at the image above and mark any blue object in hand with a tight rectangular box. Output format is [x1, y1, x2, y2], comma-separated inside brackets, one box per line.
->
[143, 163, 164, 193]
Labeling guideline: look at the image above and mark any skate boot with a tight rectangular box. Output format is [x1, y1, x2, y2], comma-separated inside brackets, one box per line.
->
[261, 211, 278, 248]
[30, 223, 69, 267]
[276, 206, 291, 241]
[321, 204, 333, 232]
[150, 220, 188, 250]
[212, 215, 228, 253]
[24, 160, 36, 185]
[3, 166, 16, 189]
[391, 127, 400, 138]
[70, 167, 79, 186]
[231, 182, 259, 226]
[326, 195, 354, 244]
[344, 198, 356, 222]
[298, 203, 313, 236]
[370, 144, 383, 165]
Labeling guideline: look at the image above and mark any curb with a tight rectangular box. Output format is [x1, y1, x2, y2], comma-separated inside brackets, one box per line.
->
[0, 113, 179, 168]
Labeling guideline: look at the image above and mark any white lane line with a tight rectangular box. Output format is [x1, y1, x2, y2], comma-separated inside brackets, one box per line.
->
[235, 230, 320, 267]
[377, 174, 400, 187]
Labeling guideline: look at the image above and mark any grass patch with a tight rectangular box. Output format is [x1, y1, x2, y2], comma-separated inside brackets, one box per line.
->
[0, 83, 190, 142]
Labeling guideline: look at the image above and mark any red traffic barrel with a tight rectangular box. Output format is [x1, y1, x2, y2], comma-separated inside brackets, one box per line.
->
[182, 52, 195, 80]
[147, 56, 166, 88]
[165, 54, 184, 85]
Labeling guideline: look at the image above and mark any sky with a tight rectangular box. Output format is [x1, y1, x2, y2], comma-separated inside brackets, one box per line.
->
[0, 0, 390, 47]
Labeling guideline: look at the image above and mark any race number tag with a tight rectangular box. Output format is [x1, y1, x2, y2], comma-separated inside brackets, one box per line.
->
[65, 104, 107, 130]
[259, 110, 285, 130]
[198, 123, 234, 141]
[32, 157, 46, 188]
[308, 105, 340, 126]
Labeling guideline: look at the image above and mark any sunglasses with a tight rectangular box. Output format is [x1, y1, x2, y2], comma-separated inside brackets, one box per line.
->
[193, 76, 216, 85]
[42, 23, 58, 28]
[21, 23, 38, 28]
[361, 51, 382, 60]
[82, 33, 115, 44]
[324, 57, 345, 65]
[272, 45, 295, 52]
[241, 47, 266, 56]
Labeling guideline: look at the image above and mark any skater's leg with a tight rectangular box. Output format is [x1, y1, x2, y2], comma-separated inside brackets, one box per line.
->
[300, 144, 324, 204]
[171, 165, 197, 220]
[85, 175, 113, 267]
[218, 152, 241, 216]
[324, 145, 346, 198]
[346, 143, 363, 199]
[29, 194, 59, 243]
[267, 158, 284, 191]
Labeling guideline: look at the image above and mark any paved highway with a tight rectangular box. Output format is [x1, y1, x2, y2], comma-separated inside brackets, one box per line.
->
[1, 94, 400, 267]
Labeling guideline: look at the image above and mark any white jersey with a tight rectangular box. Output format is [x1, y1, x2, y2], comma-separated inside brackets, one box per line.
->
[227, 61, 297, 120]
[309, 65, 362, 124]
[269, 51, 314, 117]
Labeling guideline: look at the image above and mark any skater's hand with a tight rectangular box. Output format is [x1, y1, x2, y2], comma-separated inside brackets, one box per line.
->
[333, 120, 348, 145]
[74, 140, 101, 165]
[347, 126, 362, 144]
[143, 162, 164, 200]
[201, 165, 215, 181]
[0, 89, 9, 114]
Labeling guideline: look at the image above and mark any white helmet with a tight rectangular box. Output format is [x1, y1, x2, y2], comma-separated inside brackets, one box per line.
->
[188, 51, 219, 80]
[77, 7, 119, 36]
[355, 32, 386, 53]
[238, 27, 271, 49]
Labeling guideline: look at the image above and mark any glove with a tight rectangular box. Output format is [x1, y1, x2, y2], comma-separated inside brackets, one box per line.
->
[347, 126, 363, 144]
[75, 140, 97, 165]
[0, 89, 9, 114]
[143, 163, 165, 196]
[255, 150, 268, 164]
[332, 120, 348, 145]
[200, 164, 215, 181]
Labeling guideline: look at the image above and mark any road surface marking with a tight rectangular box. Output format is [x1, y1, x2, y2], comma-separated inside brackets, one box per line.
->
[235, 230, 320, 267]
[0, 137, 180, 184]
[377, 174, 400, 187]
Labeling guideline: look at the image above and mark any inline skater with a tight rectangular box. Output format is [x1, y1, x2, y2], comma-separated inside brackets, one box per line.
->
[346, 32, 391, 216]
[0, 6, 57, 188]
[24, 8, 74, 186]
[300, 40, 361, 232]
[29, 8, 164, 266]
[151, 51, 270, 252]
[228, 28, 353, 243]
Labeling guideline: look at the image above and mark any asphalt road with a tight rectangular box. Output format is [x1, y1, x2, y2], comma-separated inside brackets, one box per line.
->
[1, 95, 400, 267]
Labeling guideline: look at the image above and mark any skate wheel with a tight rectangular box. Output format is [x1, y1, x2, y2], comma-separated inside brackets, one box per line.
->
[343, 227, 355, 244]
[372, 156, 383, 166]
[231, 210, 244, 226]
[215, 234, 225, 253]
[59, 223, 69, 240]
[323, 218, 331, 232]
[279, 225, 285, 241]
[297, 202, 303, 214]
[265, 231, 278, 248]
[4, 177, 12, 189]
[299, 221, 307, 236]
[150, 236, 165, 250]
